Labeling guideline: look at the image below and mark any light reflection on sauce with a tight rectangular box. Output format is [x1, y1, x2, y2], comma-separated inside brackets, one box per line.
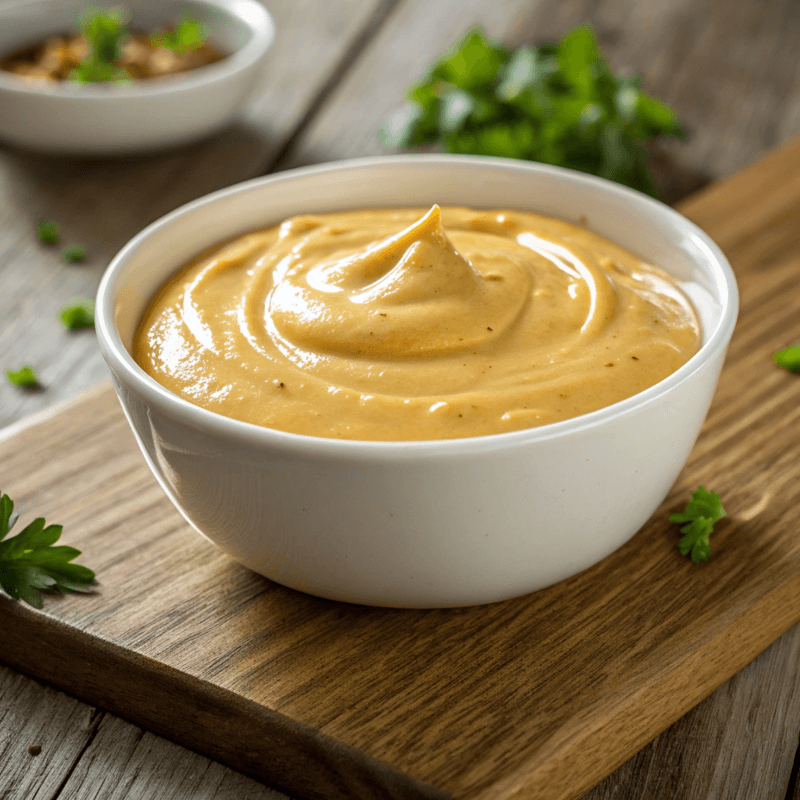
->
[133, 205, 701, 441]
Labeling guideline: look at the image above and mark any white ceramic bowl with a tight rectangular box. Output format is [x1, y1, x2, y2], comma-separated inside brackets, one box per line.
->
[0, 0, 274, 155]
[96, 156, 738, 608]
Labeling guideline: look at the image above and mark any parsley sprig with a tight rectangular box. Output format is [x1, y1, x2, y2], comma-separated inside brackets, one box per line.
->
[669, 487, 726, 563]
[62, 245, 87, 263]
[385, 26, 683, 197]
[6, 365, 40, 388]
[773, 344, 800, 372]
[0, 493, 94, 608]
[37, 220, 61, 245]
[151, 16, 208, 55]
[60, 298, 95, 330]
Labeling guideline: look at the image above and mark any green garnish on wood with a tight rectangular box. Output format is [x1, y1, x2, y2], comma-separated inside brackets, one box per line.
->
[6, 365, 40, 388]
[151, 15, 208, 55]
[62, 245, 87, 263]
[772, 344, 800, 373]
[0, 493, 95, 608]
[59, 298, 95, 329]
[669, 487, 726, 563]
[37, 220, 60, 245]
[384, 26, 683, 197]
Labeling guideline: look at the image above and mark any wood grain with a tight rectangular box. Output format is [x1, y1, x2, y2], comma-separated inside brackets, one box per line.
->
[583, 623, 800, 799]
[0, 664, 282, 800]
[0, 664, 103, 800]
[2, 140, 800, 800]
[58, 714, 288, 800]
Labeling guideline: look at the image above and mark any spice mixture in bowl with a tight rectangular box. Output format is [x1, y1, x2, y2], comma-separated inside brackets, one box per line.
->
[0, 0, 274, 154]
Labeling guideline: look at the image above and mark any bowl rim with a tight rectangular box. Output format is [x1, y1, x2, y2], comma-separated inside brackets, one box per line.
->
[0, 0, 274, 98]
[96, 155, 739, 458]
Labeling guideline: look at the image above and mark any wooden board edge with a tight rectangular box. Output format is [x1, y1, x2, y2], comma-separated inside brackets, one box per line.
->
[0, 598, 451, 800]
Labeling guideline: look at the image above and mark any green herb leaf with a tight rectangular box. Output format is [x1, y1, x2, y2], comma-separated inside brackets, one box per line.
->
[71, 60, 130, 83]
[383, 25, 683, 197]
[151, 16, 208, 55]
[430, 29, 509, 92]
[70, 7, 132, 83]
[6, 365, 39, 388]
[59, 299, 95, 330]
[0, 493, 94, 608]
[773, 344, 800, 373]
[669, 487, 726, 563]
[37, 220, 60, 245]
[0, 494, 18, 540]
[62, 245, 87, 263]
[81, 6, 129, 62]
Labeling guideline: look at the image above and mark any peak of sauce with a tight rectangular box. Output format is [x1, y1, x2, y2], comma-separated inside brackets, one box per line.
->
[270, 205, 530, 358]
[134, 206, 701, 441]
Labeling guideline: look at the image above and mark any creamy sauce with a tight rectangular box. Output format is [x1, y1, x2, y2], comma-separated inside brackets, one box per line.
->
[133, 206, 701, 441]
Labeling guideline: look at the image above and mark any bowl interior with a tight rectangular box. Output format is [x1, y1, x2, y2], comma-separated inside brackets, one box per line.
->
[0, 0, 255, 69]
[107, 158, 733, 363]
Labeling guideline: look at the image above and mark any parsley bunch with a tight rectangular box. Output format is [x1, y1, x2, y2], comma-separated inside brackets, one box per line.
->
[385, 26, 683, 197]
[669, 487, 726, 563]
[0, 493, 94, 608]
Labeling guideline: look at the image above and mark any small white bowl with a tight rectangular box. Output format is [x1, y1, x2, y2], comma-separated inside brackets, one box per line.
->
[96, 156, 738, 608]
[0, 0, 274, 155]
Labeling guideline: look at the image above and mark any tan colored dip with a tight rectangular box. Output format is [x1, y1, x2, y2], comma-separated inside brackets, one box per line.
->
[134, 205, 701, 441]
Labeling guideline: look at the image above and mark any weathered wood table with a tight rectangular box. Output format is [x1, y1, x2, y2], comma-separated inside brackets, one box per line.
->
[2, 0, 800, 798]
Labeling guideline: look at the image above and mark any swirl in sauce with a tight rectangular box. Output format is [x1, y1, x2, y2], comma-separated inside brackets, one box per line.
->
[134, 205, 701, 440]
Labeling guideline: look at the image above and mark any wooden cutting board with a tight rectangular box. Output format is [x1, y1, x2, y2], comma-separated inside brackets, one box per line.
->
[2, 140, 800, 800]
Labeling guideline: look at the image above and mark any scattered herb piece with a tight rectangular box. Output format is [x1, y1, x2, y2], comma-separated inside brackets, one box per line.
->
[71, 7, 131, 83]
[384, 26, 683, 197]
[151, 16, 208, 55]
[0, 492, 95, 608]
[6, 365, 40, 388]
[62, 245, 87, 263]
[59, 298, 95, 330]
[36, 220, 60, 245]
[772, 344, 800, 373]
[669, 487, 726, 563]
